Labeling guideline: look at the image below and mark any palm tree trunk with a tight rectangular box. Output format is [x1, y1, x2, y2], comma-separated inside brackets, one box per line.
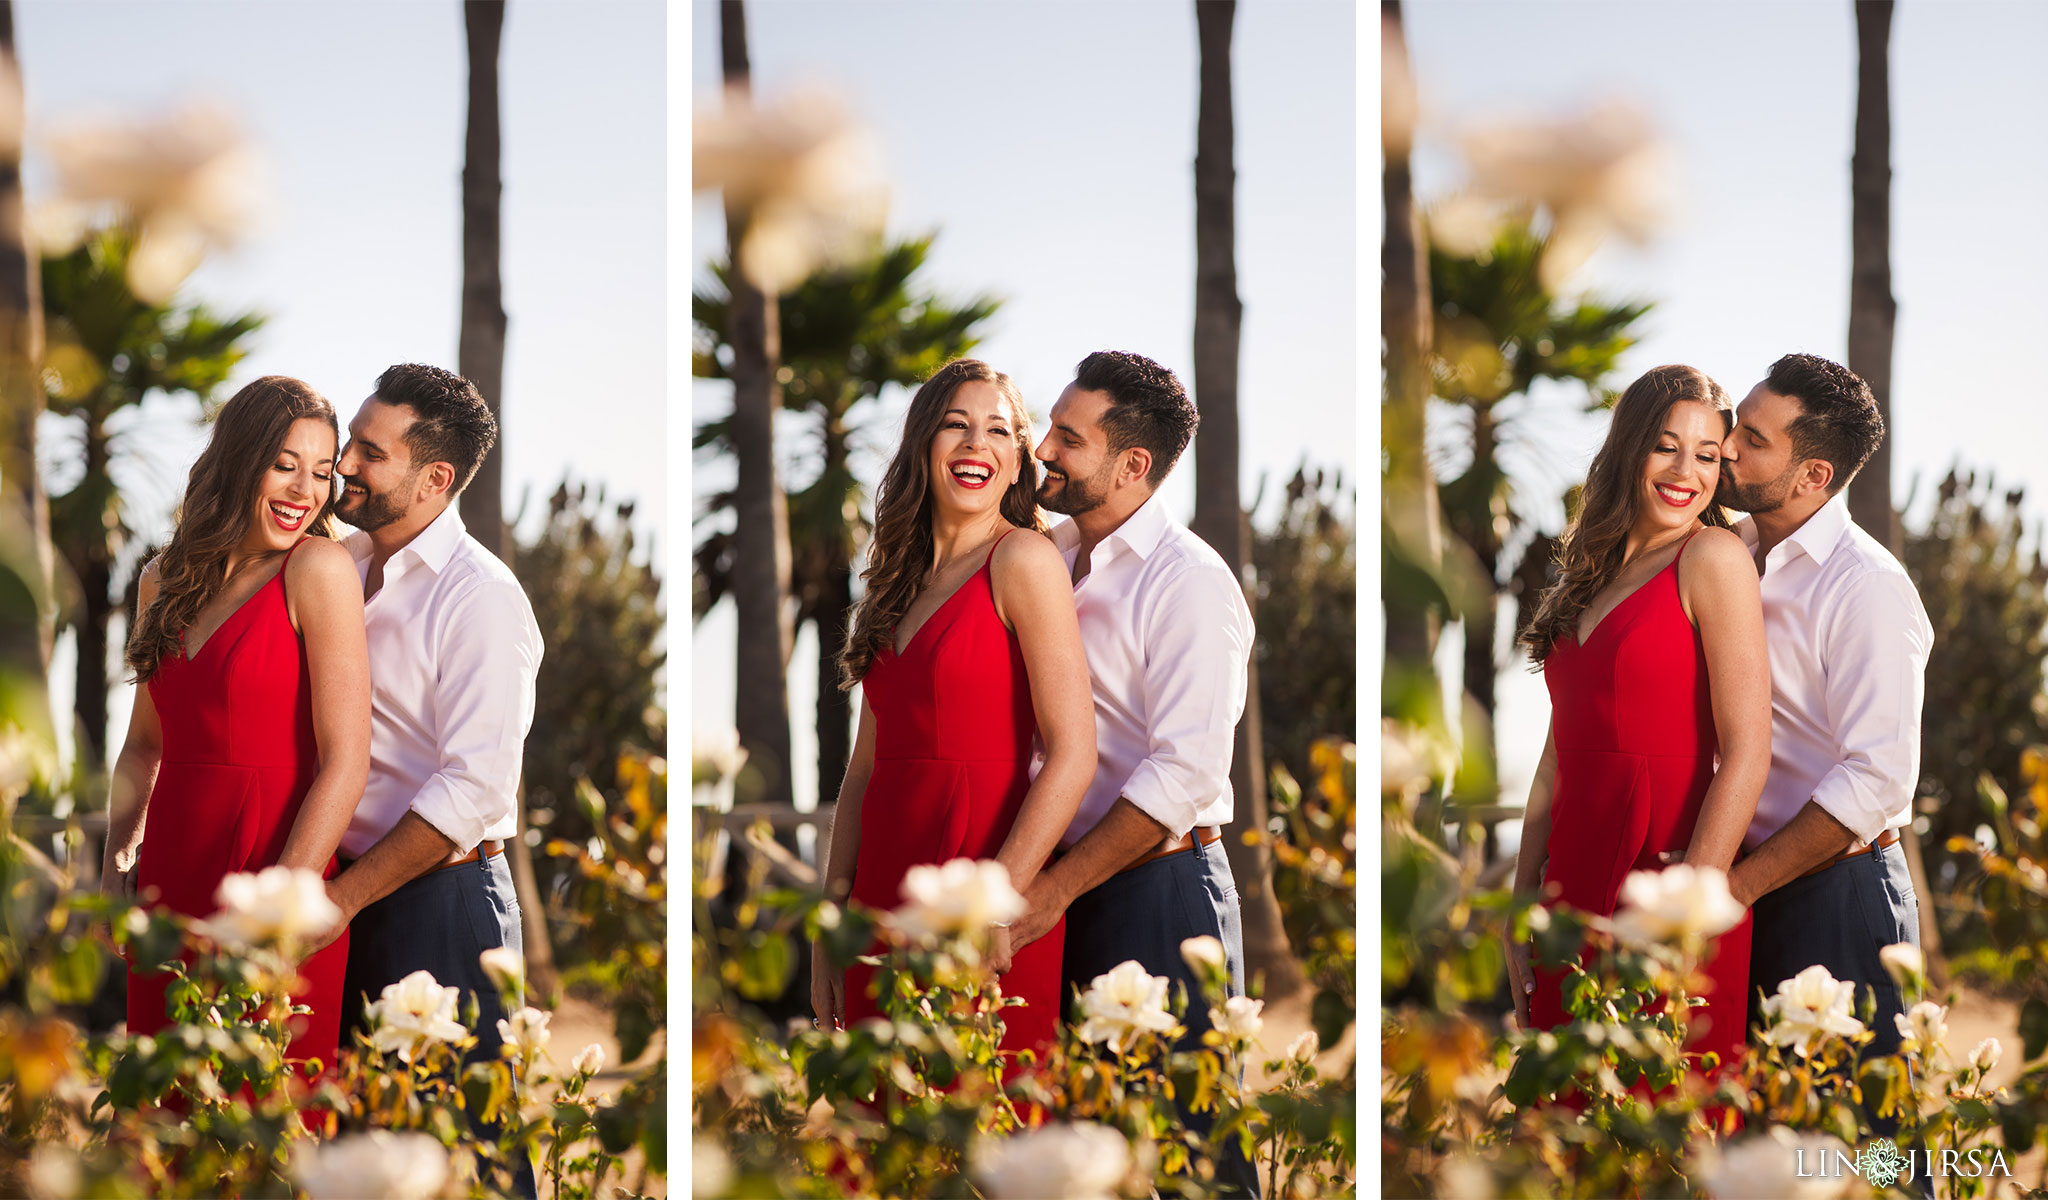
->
[457, 0, 553, 989]
[458, 0, 508, 560]
[1457, 408, 1501, 802]
[1847, 0, 1941, 974]
[722, 0, 795, 810]
[1192, 0, 1304, 1004]
[815, 562, 853, 807]
[0, 0, 54, 755]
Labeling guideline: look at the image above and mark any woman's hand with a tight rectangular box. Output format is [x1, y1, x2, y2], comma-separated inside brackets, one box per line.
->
[1502, 926, 1536, 1029]
[809, 939, 845, 1031]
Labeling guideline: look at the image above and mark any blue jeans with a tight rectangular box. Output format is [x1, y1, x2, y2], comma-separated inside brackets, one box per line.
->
[1062, 838, 1261, 1198]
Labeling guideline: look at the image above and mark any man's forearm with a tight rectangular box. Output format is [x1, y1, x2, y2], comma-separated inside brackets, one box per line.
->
[330, 811, 460, 917]
[1035, 798, 1172, 909]
[1727, 800, 1860, 906]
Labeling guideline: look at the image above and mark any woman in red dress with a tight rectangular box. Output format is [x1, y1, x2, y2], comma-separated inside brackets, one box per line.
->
[810, 358, 1096, 1068]
[1507, 364, 1770, 1076]
[103, 376, 371, 1077]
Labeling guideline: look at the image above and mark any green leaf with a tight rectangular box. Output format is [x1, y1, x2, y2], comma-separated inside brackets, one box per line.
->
[733, 931, 795, 1001]
[2020, 995, 2048, 1062]
[595, 1101, 638, 1155]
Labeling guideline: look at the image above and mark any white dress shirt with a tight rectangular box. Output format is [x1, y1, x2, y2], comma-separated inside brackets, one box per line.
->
[1736, 493, 1933, 849]
[1041, 493, 1255, 846]
[341, 503, 543, 858]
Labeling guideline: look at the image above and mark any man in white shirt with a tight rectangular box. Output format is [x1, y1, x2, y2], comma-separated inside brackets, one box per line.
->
[1007, 350, 1260, 1198]
[1717, 353, 1931, 1142]
[308, 364, 543, 1194]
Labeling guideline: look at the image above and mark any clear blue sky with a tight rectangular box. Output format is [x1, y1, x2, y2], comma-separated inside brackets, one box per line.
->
[29, 1, 664, 772]
[1398, 2, 2048, 805]
[688, 1, 1358, 806]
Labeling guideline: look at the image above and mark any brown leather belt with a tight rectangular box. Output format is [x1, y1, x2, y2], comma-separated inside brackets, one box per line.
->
[1120, 826, 1223, 875]
[438, 839, 505, 873]
[1798, 828, 1900, 880]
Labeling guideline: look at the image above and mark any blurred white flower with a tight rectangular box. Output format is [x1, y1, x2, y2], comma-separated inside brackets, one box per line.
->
[1076, 961, 1177, 1055]
[1698, 1126, 1855, 1200]
[1287, 1029, 1321, 1065]
[1435, 1153, 1496, 1200]
[1381, 718, 1435, 801]
[197, 865, 341, 951]
[1878, 942, 1924, 990]
[972, 1122, 1131, 1200]
[693, 1140, 735, 1197]
[25, 1143, 80, 1200]
[1180, 935, 1226, 975]
[44, 101, 268, 303]
[1609, 864, 1746, 950]
[479, 946, 524, 992]
[364, 970, 469, 1064]
[293, 1130, 449, 1200]
[497, 1006, 551, 1061]
[1455, 100, 1673, 292]
[1893, 1000, 1950, 1068]
[1208, 995, 1264, 1043]
[891, 858, 1026, 941]
[693, 86, 888, 293]
[1758, 965, 1866, 1059]
[574, 1043, 607, 1077]
[692, 726, 746, 787]
[1973, 1037, 2002, 1075]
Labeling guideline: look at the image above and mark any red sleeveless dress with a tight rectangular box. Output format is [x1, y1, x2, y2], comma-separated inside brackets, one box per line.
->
[844, 530, 1063, 1065]
[130, 537, 349, 1073]
[1532, 535, 1754, 1072]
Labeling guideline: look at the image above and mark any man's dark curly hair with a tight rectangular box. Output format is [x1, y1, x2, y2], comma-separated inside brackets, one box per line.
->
[373, 363, 497, 492]
[1765, 353, 1884, 494]
[1072, 350, 1199, 486]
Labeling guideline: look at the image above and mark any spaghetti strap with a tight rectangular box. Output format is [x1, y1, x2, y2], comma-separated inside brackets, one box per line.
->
[1672, 525, 1706, 591]
[983, 526, 1017, 576]
[277, 535, 313, 607]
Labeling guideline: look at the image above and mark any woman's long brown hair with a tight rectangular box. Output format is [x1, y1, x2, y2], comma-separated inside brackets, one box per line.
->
[840, 359, 1047, 688]
[127, 376, 340, 681]
[1521, 364, 1733, 664]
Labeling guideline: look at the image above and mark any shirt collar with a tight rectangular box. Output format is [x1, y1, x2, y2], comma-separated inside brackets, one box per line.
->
[1046, 490, 1172, 562]
[343, 501, 468, 573]
[1733, 492, 1853, 568]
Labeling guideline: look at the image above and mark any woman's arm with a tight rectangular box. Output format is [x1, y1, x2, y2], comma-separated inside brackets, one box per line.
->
[1512, 721, 1560, 896]
[988, 530, 1097, 896]
[1679, 526, 1771, 872]
[819, 696, 878, 902]
[275, 538, 372, 874]
[103, 565, 166, 893]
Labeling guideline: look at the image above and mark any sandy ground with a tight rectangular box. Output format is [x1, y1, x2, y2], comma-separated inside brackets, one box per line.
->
[538, 993, 667, 1199]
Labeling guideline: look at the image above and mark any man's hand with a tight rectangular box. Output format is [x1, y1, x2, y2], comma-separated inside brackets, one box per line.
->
[1008, 873, 1069, 952]
[299, 880, 356, 957]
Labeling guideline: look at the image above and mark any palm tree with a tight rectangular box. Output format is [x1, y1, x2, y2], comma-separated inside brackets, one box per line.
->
[458, 0, 508, 561]
[694, 235, 999, 803]
[1429, 217, 1650, 798]
[42, 228, 262, 773]
[1192, 0, 1305, 1004]
[719, 0, 796, 810]
[0, 0, 54, 762]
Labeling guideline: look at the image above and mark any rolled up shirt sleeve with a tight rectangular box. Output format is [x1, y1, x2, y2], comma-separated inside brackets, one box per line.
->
[410, 577, 544, 854]
[1116, 561, 1254, 840]
[1808, 569, 1932, 845]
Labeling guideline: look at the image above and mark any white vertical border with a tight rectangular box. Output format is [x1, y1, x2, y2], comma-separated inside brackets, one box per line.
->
[668, 0, 692, 1167]
[1358, 0, 1384, 1157]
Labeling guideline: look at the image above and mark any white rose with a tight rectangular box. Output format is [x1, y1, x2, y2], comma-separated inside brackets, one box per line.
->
[574, 1043, 607, 1077]
[1180, 935, 1226, 975]
[1076, 961, 1178, 1054]
[1758, 965, 1866, 1059]
[692, 1140, 735, 1197]
[1287, 1029, 1321, 1065]
[1609, 864, 1746, 950]
[1435, 1153, 1496, 1200]
[293, 1130, 450, 1200]
[1972, 1037, 2002, 1075]
[497, 1006, 551, 1061]
[1893, 1001, 1950, 1069]
[891, 858, 1027, 941]
[1699, 1126, 1856, 1200]
[1877, 942, 1924, 988]
[25, 1144, 81, 1200]
[364, 970, 470, 1063]
[198, 865, 342, 951]
[1208, 995, 1264, 1043]
[971, 1122, 1131, 1200]
[478, 946, 524, 992]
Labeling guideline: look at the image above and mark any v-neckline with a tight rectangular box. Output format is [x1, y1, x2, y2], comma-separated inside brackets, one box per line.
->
[889, 540, 1001, 659]
[1571, 556, 1681, 648]
[180, 564, 287, 664]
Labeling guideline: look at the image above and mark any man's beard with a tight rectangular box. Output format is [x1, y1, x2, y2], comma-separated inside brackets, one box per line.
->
[1036, 462, 1113, 515]
[1717, 464, 1796, 515]
[334, 478, 409, 531]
